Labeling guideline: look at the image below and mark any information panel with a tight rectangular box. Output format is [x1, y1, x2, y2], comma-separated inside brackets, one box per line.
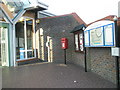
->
[90, 27, 104, 46]
[84, 31, 89, 46]
[104, 24, 114, 46]
[84, 21, 115, 47]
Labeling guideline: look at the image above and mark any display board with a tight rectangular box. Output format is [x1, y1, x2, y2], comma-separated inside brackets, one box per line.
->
[84, 21, 115, 47]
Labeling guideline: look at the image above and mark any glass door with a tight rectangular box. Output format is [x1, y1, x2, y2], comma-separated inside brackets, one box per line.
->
[0, 23, 9, 66]
[16, 18, 35, 60]
[16, 21, 25, 59]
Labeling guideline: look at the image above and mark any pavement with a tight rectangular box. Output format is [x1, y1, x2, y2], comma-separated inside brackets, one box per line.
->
[2, 63, 116, 88]
[0, 67, 2, 90]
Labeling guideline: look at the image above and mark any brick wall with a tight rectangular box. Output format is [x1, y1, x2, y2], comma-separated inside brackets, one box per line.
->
[87, 48, 116, 84]
[36, 14, 81, 63]
[36, 14, 119, 84]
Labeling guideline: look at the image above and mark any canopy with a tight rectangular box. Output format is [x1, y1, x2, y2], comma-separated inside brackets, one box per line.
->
[70, 24, 86, 33]
[0, 0, 48, 12]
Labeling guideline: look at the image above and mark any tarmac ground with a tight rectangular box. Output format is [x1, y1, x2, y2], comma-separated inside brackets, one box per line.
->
[2, 63, 116, 88]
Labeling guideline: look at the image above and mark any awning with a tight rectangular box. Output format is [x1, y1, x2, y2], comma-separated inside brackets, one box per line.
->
[70, 24, 86, 33]
[23, 0, 48, 12]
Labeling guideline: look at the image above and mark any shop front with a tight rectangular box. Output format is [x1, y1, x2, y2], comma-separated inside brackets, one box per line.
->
[0, 0, 48, 66]
[16, 17, 36, 61]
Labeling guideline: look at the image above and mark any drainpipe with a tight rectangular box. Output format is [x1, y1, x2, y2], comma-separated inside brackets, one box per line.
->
[114, 16, 120, 89]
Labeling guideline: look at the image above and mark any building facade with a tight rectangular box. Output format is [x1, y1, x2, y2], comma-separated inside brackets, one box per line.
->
[0, 0, 119, 85]
[37, 14, 120, 84]
[36, 13, 86, 63]
[0, 0, 51, 67]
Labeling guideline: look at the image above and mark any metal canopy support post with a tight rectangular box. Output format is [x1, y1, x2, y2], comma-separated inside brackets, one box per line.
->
[12, 9, 26, 67]
[12, 9, 26, 24]
[8, 23, 13, 66]
[12, 23, 17, 66]
[1, 9, 13, 24]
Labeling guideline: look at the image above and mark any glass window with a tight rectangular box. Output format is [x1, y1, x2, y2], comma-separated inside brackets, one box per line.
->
[75, 34, 79, 51]
[74, 32, 84, 52]
[16, 21, 25, 59]
[16, 18, 35, 60]
[26, 20, 33, 50]
[0, 26, 9, 66]
[79, 33, 84, 51]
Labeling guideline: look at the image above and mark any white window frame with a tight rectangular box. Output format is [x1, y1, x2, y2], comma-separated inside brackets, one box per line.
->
[74, 31, 84, 52]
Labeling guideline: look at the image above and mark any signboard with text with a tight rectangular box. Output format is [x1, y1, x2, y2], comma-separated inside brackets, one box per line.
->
[84, 21, 115, 47]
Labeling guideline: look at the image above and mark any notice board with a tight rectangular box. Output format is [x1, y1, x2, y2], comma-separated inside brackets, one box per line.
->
[84, 21, 115, 47]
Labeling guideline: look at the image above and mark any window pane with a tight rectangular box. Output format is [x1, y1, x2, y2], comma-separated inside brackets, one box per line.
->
[16, 21, 25, 59]
[26, 20, 33, 50]
[75, 34, 79, 51]
[27, 51, 34, 58]
[26, 19, 34, 58]
[1, 27, 8, 66]
[79, 33, 84, 51]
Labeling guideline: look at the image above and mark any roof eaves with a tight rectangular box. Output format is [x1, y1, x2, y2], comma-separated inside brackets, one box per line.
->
[70, 24, 86, 33]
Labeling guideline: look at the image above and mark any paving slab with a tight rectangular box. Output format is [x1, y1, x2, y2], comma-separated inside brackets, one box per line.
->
[2, 63, 116, 88]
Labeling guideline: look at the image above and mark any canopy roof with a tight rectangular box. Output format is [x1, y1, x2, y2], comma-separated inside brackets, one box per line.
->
[70, 24, 86, 33]
[0, 0, 48, 12]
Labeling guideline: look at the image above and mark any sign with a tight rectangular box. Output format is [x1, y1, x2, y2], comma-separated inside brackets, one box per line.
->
[111, 47, 120, 56]
[104, 24, 114, 46]
[84, 31, 89, 46]
[20, 48, 25, 59]
[90, 27, 104, 46]
[84, 20, 115, 47]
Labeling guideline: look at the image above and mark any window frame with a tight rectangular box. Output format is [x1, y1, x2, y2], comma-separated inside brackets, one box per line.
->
[74, 30, 84, 52]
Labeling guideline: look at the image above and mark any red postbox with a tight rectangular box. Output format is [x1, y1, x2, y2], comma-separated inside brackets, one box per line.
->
[61, 38, 68, 49]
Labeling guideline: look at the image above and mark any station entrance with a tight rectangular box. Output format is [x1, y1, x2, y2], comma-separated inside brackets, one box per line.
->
[15, 17, 36, 61]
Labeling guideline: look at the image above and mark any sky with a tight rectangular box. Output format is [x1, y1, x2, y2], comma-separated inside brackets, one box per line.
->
[41, 0, 120, 24]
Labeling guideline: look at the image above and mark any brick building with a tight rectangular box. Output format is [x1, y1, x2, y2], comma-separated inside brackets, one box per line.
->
[36, 13, 86, 63]
[37, 14, 120, 84]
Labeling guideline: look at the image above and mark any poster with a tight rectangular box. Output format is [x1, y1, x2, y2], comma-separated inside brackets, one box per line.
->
[84, 31, 89, 46]
[79, 33, 83, 51]
[104, 24, 114, 46]
[90, 27, 103, 46]
[75, 34, 79, 50]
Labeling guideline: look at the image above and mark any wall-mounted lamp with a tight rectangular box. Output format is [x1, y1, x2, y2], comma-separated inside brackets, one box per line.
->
[113, 16, 118, 21]
[36, 19, 40, 24]
[19, 17, 24, 21]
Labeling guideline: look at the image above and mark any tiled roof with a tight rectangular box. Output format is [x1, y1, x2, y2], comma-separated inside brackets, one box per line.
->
[40, 12, 87, 27]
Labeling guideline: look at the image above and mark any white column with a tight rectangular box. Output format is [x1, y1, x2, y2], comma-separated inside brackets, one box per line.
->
[13, 23, 16, 67]
[33, 19, 37, 57]
[24, 18, 27, 59]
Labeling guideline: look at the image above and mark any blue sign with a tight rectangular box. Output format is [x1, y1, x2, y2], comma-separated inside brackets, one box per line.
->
[20, 48, 24, 59]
